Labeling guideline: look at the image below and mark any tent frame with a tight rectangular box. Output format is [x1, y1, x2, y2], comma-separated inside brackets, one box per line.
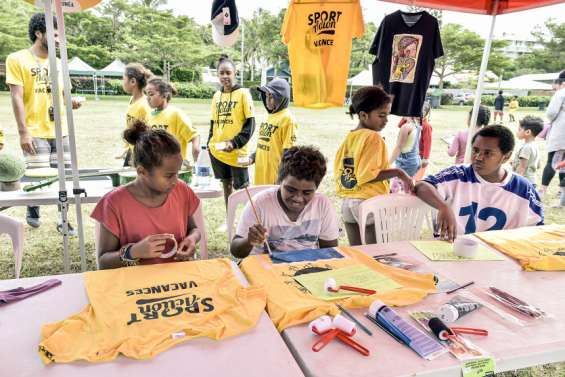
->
[44, 0, 87, 272]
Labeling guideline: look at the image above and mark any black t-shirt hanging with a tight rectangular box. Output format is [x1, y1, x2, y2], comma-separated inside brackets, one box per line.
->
[370, 11, 443, 117]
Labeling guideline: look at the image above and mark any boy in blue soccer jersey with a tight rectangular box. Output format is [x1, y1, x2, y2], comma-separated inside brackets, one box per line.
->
[415, 125, 543, 241]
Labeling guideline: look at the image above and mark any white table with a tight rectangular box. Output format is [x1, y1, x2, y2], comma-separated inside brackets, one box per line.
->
[0, 264, 305, 377]
[281, 241, 565, 377]
[0, 179, 222, 207]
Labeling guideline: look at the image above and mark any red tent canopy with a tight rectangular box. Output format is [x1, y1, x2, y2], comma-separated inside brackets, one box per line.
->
[381, 0, 565, 15]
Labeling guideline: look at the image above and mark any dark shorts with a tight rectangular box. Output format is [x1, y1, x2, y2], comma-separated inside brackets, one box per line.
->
[209, 152, 249, 189]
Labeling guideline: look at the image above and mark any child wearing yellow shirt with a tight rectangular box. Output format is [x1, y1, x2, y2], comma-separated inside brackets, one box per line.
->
[120, 63, 152, 166]
[508, 96, 519, 123]
[208, 55, 256, 206]
[252, 78, 297, 185]
[334, 86, 414, 245]
[145, 78, 200, 164]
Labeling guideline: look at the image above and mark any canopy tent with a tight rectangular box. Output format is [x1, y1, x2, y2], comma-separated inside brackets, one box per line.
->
[379, 0, 561, 162]
[381, 0, 564, 14]
[68, 56, 96, 76]
[98, 59, 125, 77]
[25, 0, 103, 272]
[484, 78, 553, 91]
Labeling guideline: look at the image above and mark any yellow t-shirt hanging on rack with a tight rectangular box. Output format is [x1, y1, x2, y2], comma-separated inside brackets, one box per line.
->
[38, 259, 267, 364]
[334, 128, 390, 199]
[254, 108, 297, 185]
[5, 49, 67, 139]
[209, 88, 255, 167]
[281, 0, 364, 108]
[146, 105, 198, 160]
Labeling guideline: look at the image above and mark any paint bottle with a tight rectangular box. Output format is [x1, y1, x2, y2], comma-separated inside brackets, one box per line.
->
[439, 300, 482, 323]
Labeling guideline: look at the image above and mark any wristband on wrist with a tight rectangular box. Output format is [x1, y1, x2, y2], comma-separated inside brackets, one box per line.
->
[120, 243, 138, 266]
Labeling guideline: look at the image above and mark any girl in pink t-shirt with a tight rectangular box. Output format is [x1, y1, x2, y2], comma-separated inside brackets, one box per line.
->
[92, 120, 201, 269]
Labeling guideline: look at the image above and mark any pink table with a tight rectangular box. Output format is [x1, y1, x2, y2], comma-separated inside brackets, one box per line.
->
[281, 241, 565, 376]
[0, 264, 304, 377]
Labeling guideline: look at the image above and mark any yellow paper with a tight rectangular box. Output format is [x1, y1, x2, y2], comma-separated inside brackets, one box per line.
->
[410, 241, 504, 261]
[293, 264, 402, 301]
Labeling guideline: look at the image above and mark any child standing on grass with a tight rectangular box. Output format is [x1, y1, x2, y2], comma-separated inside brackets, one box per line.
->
[508, 96, 519, 123]
[120, 63, 152, 167]
[448, 105, 490, 164]
[145, 78, 200, 165]
[208, 55, 256, 206]
[252, 78, 297, 185]
[334, 86, 414, 246]
[512, 116, 543, 186]
[92, 121, 201, 269]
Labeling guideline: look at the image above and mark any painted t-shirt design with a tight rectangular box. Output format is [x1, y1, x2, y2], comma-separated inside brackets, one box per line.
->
[390, 34, 422, 83]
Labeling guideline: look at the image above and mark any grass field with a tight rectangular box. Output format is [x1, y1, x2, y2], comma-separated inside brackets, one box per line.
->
[0, 92, 563, 375]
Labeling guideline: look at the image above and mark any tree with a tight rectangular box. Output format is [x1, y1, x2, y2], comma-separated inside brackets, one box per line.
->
[0, 0, 35, 62]
[137, 0, 168, 8]
[515, 19, 565, 73]
[349, 22, 377, 76]
[117, 5, 209, 81]
[434, 24, 511, 89]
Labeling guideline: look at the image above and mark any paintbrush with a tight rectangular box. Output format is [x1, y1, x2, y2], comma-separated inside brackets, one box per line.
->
[336, 303, 373, 336]
[244, 186, 273, 256]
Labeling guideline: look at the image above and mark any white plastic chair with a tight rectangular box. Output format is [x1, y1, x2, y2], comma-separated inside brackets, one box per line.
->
[93, 202, 208, 269]
[358, 194, 431, 245]
[227, 185, 277, 248]
[0, 214, 25, 279]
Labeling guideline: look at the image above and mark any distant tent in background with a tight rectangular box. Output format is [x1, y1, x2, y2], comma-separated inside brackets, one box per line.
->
[98, 59, 125, 77]
[68, 56, 96, 75]
[96, 59, 125, 97]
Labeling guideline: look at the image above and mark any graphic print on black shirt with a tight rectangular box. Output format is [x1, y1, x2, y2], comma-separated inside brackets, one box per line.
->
[370, 11, 443, 117]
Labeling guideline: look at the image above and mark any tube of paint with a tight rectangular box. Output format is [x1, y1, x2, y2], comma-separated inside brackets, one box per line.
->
[439, 295, 482, 323]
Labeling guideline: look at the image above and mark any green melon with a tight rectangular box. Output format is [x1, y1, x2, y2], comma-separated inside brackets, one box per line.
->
[0, 153, 26, 182]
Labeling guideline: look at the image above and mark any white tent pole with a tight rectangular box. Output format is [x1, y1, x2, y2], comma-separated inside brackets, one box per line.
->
[240, 21, 245, 86]
[464, 0, 499, 163]
[43, 0, 70, 272]
[54, 0, 87, 272]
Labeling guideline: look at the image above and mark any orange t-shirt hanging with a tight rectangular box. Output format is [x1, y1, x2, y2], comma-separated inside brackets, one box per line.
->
[282, 0, 364, 108]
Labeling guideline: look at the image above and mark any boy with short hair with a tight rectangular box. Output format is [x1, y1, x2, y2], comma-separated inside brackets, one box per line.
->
[252, 78, 297, 185]
[511, 116, 543, 185]
[415, 125, 543, 241]
[230, 146, 339, 258]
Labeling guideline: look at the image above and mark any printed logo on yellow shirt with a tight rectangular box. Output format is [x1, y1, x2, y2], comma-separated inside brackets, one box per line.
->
[125, 280, 215, 326]
[31, 67, 51, 94]
[257, 122, 279, 151]
[340, 157, 358, 189]
[216, 99, 239, 128]
[307, 10, 343, 47]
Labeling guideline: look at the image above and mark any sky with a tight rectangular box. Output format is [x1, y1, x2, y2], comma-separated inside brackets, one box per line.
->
[166, 0, 565, 39]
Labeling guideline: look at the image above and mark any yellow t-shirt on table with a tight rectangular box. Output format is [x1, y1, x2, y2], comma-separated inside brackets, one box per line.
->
[240, 246, 436, 331]
[146, 105, 198, 160]
[38, 259, 267, 364]
[254, 108, 297, 185]
[334, 128, 390, 199]
[475, 224, 565, 271]
[209, 88, 255, 167]
[282, 0, 364, 108]
[5, 49, 66, 139]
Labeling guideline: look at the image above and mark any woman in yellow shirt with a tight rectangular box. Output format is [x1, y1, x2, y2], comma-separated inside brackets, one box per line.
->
[334, 86, 414, 245]
[121, 63, 152, 166]
[208, 55, 256, 206]
[145, 78, 200, 164]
